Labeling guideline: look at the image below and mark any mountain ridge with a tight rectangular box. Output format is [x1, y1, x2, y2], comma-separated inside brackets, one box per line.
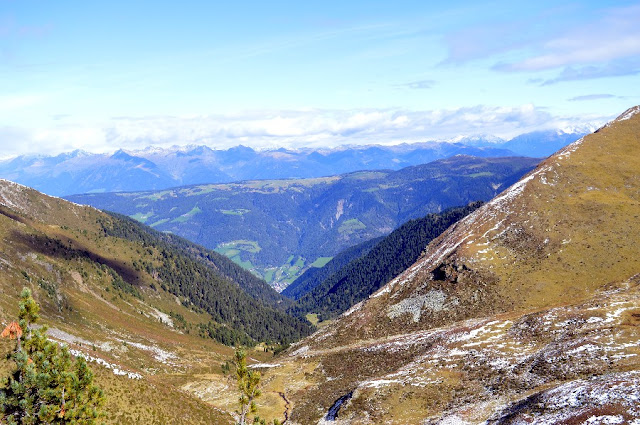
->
[317, 105, 640, 346]
[0, 178, 310, 345]
[0, 129, 585, 196]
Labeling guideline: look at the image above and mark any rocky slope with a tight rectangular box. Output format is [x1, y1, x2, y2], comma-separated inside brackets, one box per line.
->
[246, 106, 640, 423]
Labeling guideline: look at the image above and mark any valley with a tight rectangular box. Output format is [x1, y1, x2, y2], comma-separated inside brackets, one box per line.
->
[0, 107, 637, 424]
[247, 106, 640, 423]
[2, 2, 635, 424]
[0, 179, 313, 423]
[68, 156, 539, 289]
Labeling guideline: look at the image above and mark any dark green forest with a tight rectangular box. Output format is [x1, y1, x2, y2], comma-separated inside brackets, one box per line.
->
[98, 214, 311, 346]
[282, 236, 383, 300]
[101, 212, 291, 310]
[288, 202, 483, 320]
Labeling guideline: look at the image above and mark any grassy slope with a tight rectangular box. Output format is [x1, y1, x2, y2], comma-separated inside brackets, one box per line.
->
[0, 181, 299, 424]
[269, 278, 640, 424]
[102, 212, 293, 312]
[247, 107, 640, 423]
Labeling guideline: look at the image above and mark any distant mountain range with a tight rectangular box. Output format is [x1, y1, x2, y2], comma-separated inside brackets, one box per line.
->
[0, 129, 585, 196]
[67, 155, 539, 289]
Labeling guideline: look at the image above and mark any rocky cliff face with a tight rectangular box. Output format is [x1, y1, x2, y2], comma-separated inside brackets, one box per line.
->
[258, 107, 640, 424]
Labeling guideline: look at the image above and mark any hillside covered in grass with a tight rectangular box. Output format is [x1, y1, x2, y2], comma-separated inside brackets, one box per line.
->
[247, 106, 640, 423]
[0, 178, 317, 423]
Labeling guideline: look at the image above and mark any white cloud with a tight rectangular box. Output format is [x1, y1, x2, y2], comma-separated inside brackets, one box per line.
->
[0, 104, 609, 158]
[497, 5, 640, 73]
[443, 21, 536, 65]
[568, 94, 617, 102]
[396, 79, 437, 90]
[538, 58, 640, 85]
[443, 4, 640, 84]
[0, 123, 107, 158]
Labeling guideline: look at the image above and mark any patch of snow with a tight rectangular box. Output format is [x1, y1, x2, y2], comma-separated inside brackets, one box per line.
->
[566, 344, 599, 355]
[489, 172, 536, 209]
[249, 363, 281, 368]
[69, 348, 142, 380]
[615, 105, 640, 122]
[453, 321, 506, 343]
[555, 136, 586, 159]
[448, 348, 469, 356]
[123, 341, 177, 364]
[603, 304, 635, 324]
[290, 345, 309, 357]
[586, 415, 625, 424]
[343, 301, 363, 316]
[437, 415, 473, 425]
[361, 378, 401, 388]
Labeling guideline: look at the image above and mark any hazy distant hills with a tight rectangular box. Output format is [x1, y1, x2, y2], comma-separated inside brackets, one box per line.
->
[68, 156, 540, 288]
[0, 130, 584, 196]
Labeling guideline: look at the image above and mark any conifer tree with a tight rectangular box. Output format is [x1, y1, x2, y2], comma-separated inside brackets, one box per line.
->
[0, 288, 105, 424]
[235, 348, 261, 425]
[233, 348, 283, 425]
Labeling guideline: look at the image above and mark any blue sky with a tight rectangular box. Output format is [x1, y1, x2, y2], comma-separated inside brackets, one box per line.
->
[1, 0, 639, 156]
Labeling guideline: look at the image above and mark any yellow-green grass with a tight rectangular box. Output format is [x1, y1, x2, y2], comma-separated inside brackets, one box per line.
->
[129, 211, 154, 223]
[171, 205, 201, 223]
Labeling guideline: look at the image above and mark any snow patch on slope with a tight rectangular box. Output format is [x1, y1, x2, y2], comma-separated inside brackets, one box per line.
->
[69, 348, 142, 380]
[615, 105, 640, 122]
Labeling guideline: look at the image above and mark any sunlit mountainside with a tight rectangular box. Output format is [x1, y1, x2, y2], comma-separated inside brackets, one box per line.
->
[2, 0, 638, 423]
[250, 107, 640, 423]
[0, 108, 635, 423]
[0, 179, 314, 423]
